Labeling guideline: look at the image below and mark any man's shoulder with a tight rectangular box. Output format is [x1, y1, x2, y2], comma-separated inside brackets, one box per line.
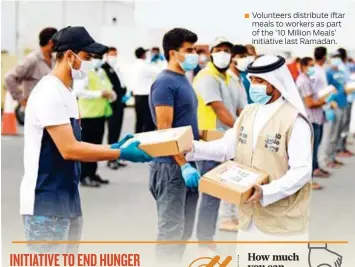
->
[32, 75, 66, 98]
[20, 50, 40, 66]
[296, 73, 308, 84]
[194, 70, 219, 87]
[155, 70, 177, 83]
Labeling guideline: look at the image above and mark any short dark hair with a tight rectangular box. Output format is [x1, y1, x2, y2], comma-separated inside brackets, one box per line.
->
[338, 48, 347, 61]
[162, 28, 198, 61]
[108, 47, 117, 53]
[152, 47, 160, 52]
[232, 45, 247, 57]
[314, 47, 327, 61]
[135, 47, 147, 59]
[39, 27, 58, 46]
[295, 57, 301, 63]
[300, 57, 313, 67]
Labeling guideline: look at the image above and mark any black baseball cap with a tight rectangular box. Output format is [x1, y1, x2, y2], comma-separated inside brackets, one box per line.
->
[52, 26, 108, 55]
[135, 47, 148, 58]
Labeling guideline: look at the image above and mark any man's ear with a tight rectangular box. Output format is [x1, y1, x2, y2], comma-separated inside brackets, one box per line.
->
[65, 50, 75, 63]
[169, 50, 176, 60]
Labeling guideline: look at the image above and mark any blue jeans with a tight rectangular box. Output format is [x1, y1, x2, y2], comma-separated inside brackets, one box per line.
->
[149, 162, 199, 263]
[23, 215, 83, 253]
[312, 123, 323, 171]
[196, 161, 221, 246]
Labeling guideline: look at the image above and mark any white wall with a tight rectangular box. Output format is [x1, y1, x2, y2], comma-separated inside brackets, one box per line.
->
[1, 0, 136, 56]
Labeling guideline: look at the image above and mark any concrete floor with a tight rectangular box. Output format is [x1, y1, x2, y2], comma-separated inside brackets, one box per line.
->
[2, 109, 355, 266]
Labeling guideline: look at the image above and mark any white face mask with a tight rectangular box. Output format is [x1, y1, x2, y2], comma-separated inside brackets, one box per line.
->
[234, 57, 249, 72]
[91, 58, 103, 69]
[211, 51, 231, 69]
[107, 56, 118, 67]
[70, 54, 92, 80]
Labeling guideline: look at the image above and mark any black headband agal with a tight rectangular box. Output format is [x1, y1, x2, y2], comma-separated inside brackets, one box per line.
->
[247, 55, 286, 74]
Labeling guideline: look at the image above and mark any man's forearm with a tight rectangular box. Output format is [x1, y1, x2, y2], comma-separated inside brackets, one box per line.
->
[308, 99, 325, 108]
[210, 104, 235, 128]
[5, 75, 24, 102]
[64, 142, 119, 162]
[173, 154, 187, 166]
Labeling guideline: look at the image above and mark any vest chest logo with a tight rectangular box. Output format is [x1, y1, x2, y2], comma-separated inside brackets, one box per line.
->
[264, 133, 281, 152]
[109, 68, 114, 73]
[238, 126, 248, 144]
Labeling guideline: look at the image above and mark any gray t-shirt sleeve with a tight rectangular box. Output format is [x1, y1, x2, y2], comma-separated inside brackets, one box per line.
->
[237, 88, 247, 109]
[194, 75, 222, 104]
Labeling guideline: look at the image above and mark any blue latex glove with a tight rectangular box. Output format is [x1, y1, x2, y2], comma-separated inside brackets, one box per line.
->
[121, 94, 131, 104]
[325, 108, 335, 121]
[119, 141, 153, 163]
[181, 163, 201, 188]
[326, 93, 337, 103]
[110, 134, 134, 149]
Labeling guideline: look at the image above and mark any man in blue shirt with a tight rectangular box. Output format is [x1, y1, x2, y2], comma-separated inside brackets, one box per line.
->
[324, 52, 348, 167]
[149, 28, 200, 264]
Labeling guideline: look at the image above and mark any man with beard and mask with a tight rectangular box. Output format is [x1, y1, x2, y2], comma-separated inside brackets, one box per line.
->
[102, 47, 129, 170]
[21, 26, 152, 254]
[193, 38, 245, 250]
[5, 27, 58, 107]
[187, 55, 312, 265]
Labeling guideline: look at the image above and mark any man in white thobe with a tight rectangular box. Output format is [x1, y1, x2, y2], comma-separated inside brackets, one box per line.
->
[187, 55, 314, 266]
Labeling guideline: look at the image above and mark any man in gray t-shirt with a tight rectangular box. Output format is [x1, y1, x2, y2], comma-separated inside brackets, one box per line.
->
[193, 38, 245, 249]
[194, 72, 245, 130]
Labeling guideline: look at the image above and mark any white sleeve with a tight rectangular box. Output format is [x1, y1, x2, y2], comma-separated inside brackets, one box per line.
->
[186, 118, 239, 162]
[260, 116, 313, 207]
[145, 64, 161, 78]
[35, 87, 70, 127]
[73, 78, 102, 99]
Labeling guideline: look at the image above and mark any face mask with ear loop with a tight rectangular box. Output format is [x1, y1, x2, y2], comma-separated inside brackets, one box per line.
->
[69, 53, 93, 80]
[233, 57, 249, 72]
[249, 83, 275, 105]
[175, 51, 199, 72]
[211, 51, 231, 70]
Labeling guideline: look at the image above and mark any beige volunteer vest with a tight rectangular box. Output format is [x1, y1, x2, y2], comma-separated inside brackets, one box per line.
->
[235, 101, 312, 235]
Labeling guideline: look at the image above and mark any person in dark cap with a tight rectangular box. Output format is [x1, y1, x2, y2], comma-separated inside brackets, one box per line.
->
[132, 47, 160, 133]
[20, 26, 152, 254]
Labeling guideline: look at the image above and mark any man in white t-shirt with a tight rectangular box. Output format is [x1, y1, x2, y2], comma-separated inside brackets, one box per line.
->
[21, 26, 152, 253]
[131, 47, 161, 133]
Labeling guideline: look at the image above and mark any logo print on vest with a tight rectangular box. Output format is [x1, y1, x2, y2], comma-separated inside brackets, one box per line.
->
[238, 126, 248, 144]
[264, 133, 281, 152]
